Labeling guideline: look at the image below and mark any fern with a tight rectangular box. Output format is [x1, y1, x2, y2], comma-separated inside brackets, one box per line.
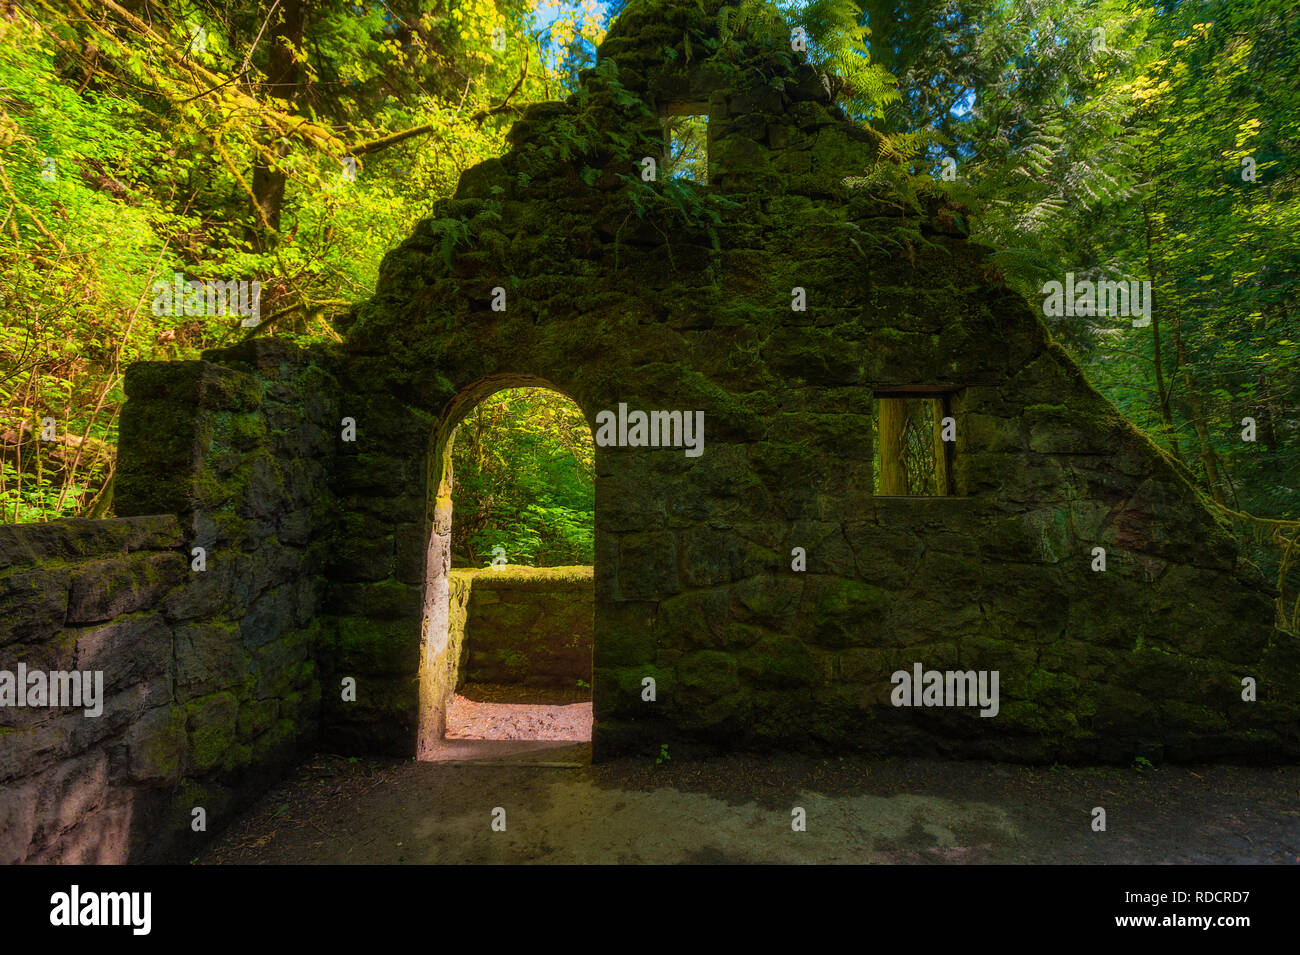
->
[718, 1, 931, 174]
[426, 217, 472, 270]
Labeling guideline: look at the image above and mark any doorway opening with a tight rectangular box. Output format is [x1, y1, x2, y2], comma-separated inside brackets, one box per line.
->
[423, 386, 595, 762]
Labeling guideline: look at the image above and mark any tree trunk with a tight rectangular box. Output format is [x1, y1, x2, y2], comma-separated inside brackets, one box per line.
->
[1142, 204, 1181, 459]
[1172, 314, 1227, 505]
[877, 398, 908, 495]
[250, 0, 307, 246]
[930, 397, 949, 496]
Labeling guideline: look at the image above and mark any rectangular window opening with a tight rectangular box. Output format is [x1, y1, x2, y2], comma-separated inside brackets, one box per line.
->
[873, 393, 955, 496]
[662, 111, 709, 184]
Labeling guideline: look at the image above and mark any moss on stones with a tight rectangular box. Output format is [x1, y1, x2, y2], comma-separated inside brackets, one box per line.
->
[184, 691, 238, 774]
[87, 0, 1300, 767]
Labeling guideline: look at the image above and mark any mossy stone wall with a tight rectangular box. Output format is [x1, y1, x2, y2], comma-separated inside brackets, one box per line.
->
[453, 566, 594, 688]
[0, 514, 320, 863]
[321, 0, 1298, 762]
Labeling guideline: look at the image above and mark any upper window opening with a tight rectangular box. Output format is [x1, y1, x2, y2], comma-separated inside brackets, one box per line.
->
[662, 109, 709, 184]
[873, 393, 955, 496]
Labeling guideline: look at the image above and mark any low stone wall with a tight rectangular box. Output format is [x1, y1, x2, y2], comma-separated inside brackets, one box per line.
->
[0, 340, 363, 864]
[453, 566, 594, 689]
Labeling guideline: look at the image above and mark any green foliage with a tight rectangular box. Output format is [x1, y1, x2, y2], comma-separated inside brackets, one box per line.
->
[722, 0, 924, 162]
[852, 0, 1300, 622]
[663, 114, 710, 182]
[450, 387, 594, 567]
[0, 1, 603, 522]
[615, 176, 736, 265]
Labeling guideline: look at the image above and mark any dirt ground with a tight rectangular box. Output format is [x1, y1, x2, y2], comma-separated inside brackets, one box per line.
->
[445, 683, 592, 742]
[200, 752, 1300, 864]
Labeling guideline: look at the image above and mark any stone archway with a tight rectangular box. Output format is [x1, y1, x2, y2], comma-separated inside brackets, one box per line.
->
[417, 378, 597, 758]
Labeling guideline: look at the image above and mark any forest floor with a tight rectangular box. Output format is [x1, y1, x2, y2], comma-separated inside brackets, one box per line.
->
[199, 751, 1300, 864]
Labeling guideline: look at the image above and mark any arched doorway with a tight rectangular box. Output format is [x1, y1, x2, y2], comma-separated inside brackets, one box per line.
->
[417, 382, 595, 762]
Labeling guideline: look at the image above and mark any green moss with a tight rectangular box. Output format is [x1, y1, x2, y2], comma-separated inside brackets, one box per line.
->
[740, 635, 818, 686]
[221, 742, 254, 771]
[184, 691, 238, 773]
[140, 706, 186, 780]
[323, 617, 419, 675]
[465, 564, 594, 585]
[678, 650, 739, 698]
[251, 718, 300, 764]
[497, 649, 529, 676]
[236, 698, 279, 741]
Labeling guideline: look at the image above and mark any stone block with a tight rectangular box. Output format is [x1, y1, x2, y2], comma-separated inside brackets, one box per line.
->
[67, 553, 185, 624]
[176, 620, 247, 701]
[0, 566, 70, 643]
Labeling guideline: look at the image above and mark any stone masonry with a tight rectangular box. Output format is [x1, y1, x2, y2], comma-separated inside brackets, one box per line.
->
[2, 0, 1298, 864]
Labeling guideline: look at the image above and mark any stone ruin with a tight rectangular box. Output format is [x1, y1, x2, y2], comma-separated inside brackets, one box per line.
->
[1, 0, 1296, 863]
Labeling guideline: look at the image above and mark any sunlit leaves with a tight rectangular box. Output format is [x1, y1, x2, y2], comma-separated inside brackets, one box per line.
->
[450, 387, 594, 567]
[0, 1, 579, 521]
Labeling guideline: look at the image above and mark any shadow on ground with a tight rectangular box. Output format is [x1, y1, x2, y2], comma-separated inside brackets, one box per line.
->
[199, 753, 1300, 864]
